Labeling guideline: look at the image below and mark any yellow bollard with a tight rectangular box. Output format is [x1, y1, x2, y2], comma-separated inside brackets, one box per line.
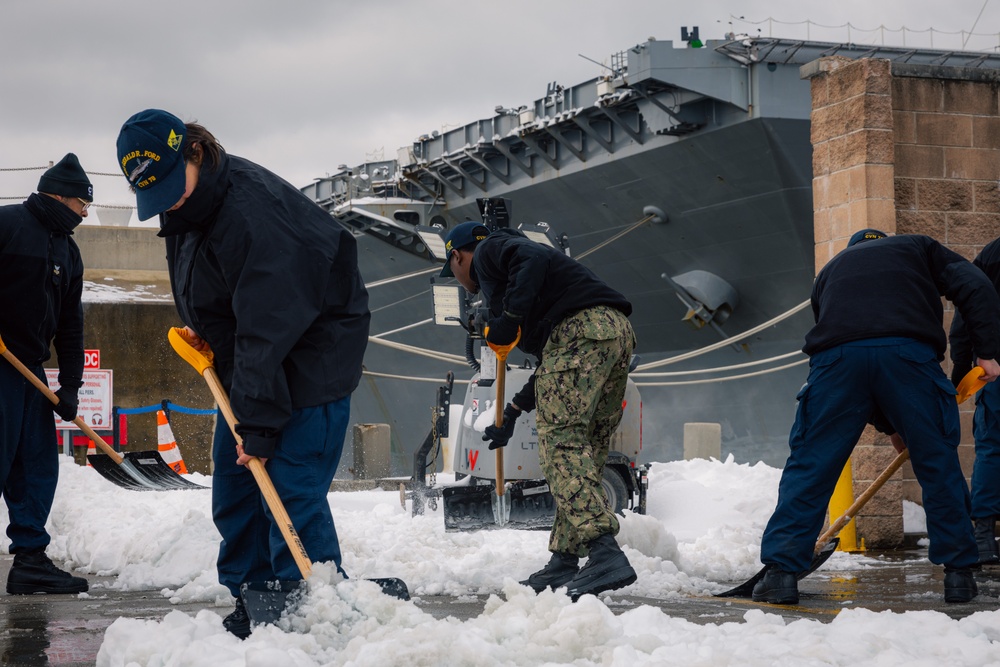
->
[829, 458, 864, 552]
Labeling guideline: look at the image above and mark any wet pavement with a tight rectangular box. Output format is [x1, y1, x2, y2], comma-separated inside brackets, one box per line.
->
[1, 550, 997, 665]
[416, 550, 1000, 625]
[0, 555, 216, 666]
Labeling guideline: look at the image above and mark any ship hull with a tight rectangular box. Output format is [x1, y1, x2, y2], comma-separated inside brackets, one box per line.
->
[348, 116, 815, 470]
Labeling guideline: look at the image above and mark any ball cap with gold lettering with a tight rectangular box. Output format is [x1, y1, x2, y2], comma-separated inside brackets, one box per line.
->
[848, 228, 888, 247]
[116, 109, 187, 221]
[439, 221, 490, 277]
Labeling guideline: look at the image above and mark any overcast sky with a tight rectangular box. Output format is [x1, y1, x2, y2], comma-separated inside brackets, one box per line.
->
[3, 0, 999, 221]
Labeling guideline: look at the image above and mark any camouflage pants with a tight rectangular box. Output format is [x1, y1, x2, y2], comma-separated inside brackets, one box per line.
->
[536, 305, 636, 557]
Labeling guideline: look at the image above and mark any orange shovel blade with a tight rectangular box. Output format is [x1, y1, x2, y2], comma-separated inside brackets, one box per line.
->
[956, 366, 987, 404]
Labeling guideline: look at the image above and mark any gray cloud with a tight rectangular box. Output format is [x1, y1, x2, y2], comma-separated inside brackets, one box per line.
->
[2, 0, 996, 220]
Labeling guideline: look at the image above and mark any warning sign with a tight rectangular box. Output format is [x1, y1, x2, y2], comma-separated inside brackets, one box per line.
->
[45, 369, 113, 431]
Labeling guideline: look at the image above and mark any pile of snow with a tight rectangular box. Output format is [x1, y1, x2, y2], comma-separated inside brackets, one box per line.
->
[4, 455, 997, 666]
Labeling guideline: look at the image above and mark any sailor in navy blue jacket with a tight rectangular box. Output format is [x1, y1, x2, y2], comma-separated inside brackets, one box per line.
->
[118, 110, 370, 634]
[949, 236, 1000, 564]
[755, 230, 1000, 605]
[0, 153, 93, 595]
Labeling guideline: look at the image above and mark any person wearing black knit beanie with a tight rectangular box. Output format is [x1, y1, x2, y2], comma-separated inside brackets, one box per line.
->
[0, 152, 91, 595]
[37, 153, 94, 213]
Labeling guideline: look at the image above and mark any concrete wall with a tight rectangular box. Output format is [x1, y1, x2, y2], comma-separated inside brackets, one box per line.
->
[51, 301, 218, 474]
[74, 226, 168, 274]
[805, 57, 1000, 547]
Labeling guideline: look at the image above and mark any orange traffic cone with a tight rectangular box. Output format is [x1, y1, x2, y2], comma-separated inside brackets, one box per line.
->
[86, 440, 96, 467]
[156, 410, 188, 474]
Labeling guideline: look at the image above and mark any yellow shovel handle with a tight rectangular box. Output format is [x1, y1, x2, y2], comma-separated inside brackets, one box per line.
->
[168, 327, 312, 579]
[484, 325, 521, 497]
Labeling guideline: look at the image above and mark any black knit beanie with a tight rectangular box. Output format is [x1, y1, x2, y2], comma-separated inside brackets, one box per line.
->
[38, 153, 94, 202]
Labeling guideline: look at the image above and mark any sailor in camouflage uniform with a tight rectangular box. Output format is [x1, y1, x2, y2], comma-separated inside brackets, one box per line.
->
[440, 221, 637, 599]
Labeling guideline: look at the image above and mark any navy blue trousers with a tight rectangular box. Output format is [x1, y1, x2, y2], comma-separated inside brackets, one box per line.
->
[0, 362, 59, 553]
[212, 397, 349, 598]
[972, 381, 1000, 519]
[761, 338, 977, 572]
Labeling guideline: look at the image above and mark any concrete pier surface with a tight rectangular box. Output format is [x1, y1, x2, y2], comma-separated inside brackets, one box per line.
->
[0, 550, 996, 666]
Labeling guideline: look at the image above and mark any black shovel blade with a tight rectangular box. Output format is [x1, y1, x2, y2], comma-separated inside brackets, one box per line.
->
[241, 577, 410, 627]
[241, 580, 305, 627]
[87, 450, 207, 491]
[443, 479, 555, 531]
[368, 577, 411, 601]
[714, 537, 840, 598]
[122, 451, 207, 490]
[87, 454, 158, 491]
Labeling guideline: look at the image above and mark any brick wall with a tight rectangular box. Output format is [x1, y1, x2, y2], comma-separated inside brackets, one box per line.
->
[804, 56, 1000, 547]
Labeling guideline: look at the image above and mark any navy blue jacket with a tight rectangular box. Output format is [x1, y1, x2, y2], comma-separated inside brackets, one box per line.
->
[0, 194, 84, 389]
[805, 234, 1000, 361]
[472, 228, 632, 359]
[950, 236, 1000, 383]
[160, 154, 370, 458]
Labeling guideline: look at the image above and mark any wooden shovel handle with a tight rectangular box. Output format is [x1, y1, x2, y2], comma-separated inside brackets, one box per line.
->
[494, 360, 505, 494]
[485, 325, 521, 497]
[202, 367, 313, 580]
[0, 343, 124, 465]
[168, 327, 312, 579]
[814, 449, 910, 553]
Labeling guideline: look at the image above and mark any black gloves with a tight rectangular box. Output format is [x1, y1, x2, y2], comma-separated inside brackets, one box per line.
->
[53, 387, 79, 422]
[483, 403, 520, 450]
[869, 407, 894, 436]
[486, 316, 520, 346]
[512, 376, 537, 414]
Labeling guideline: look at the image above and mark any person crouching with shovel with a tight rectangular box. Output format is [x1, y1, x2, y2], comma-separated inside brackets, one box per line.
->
[116, 110, 371, 639]
[441, 220, 638, 600]
[753, 229, 1000, 605]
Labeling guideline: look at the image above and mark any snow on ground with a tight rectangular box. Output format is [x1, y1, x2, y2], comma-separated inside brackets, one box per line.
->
[3, 456, 997, 666]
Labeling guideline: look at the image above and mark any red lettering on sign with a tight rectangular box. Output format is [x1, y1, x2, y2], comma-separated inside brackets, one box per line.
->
[84, 350, 100, 370]
[468, 449, 479, 470]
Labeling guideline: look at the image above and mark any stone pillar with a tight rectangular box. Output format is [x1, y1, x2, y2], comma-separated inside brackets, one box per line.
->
[803, 56, 902, 548]
[805, 56, 896, 271]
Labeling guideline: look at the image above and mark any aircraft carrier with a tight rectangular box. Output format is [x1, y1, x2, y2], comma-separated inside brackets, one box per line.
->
[301, 30, 1000, 470]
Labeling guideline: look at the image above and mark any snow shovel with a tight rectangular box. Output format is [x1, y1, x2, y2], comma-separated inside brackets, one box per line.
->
[715, 450, 908, 598]
[168, 327, 409, 627]
[487, 327, 521, 527]
[956, 365, 987, 404]
[0, 334, 205, 491]
[717, 366, 987, 598]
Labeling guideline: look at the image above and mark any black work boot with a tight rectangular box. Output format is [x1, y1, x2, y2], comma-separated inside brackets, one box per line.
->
[223, 598, 252, 639]
[974, 517, 999, 565]
[751, 566, 799, 605]
[943, 566, 978, 603]
[6, 550, 89, 595]
[521, 552, 580, 593]
[564, 534, 637, 601]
